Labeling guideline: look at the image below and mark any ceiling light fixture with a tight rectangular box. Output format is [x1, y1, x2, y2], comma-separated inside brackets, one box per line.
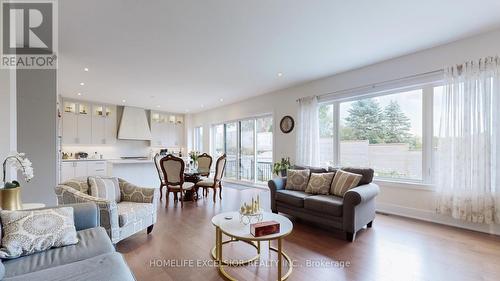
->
[277, 72, 283, 77]
[219, 98, 224, 102]
[84, 68, 89, 72]
[122, 99, 126, 103]
[77, 92, 82, 96]
[80, 82, 85, 86]
[157, 105, 161, 108]
[200, 104, 204, 108]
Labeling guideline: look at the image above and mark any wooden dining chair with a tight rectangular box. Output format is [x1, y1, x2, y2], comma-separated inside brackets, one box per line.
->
[160, 154, 195, 207]
[194, 154, 227, 202]
[153, 153, 167, 201]
[197, 153, 213, 178]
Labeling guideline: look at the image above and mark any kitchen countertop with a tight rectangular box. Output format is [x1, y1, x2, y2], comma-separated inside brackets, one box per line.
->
[62, 159, 107, 162]
[62, 158, 153, 164]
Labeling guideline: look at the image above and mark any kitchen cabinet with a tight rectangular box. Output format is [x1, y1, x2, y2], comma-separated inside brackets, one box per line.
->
[91, 104, 117, 145]
[60, 160, 107, 182]
[150, 111, 185, 148]
[62, 101, 91, 144]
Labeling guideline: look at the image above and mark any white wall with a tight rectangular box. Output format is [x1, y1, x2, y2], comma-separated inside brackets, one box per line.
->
[17, 70, 58, 206]
[0, 70, 16, 183]
[191, 28, 500, 234]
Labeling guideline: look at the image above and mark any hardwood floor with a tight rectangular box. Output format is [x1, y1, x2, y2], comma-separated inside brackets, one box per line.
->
[116, 183, 500, 281]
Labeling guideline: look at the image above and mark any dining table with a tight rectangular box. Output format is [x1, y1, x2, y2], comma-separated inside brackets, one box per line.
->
[182, 168, 203, 201]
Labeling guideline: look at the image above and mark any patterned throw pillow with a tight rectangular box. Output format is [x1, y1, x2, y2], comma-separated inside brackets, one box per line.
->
[305, 172, 335, 195]
[0, 207, 78, 259]
[285, 169, 310, 191]
[88, 176, 121, 202]
[330, 170, 363, 197]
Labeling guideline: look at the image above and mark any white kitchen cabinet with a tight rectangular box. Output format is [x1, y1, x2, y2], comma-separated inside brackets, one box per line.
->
[91, 104, 117, 145]
[150, 111, 185, 148]
[60, 161, 107, 182]
[62, 100, 91, 145]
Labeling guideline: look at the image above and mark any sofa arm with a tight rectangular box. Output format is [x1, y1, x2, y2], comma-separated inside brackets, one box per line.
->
[268, 177, 287, 213]
[55, 185, 120, 243]
[118, 179, 157, 204]
[343, 183, 379, 235]
[344, 183, 380, 207]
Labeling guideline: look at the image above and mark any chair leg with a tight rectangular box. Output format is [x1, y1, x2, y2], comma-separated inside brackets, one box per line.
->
[213, 187, 217, 203]
[159, 185, 163, 201]
[219, 182, 222, 200]
[367, 221, 373, 228]
[147, 224, 154, 234]
[180, 191, 184, 208]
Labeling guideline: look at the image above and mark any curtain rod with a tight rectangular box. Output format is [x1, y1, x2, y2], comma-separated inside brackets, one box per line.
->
[296, 69, 444, 102]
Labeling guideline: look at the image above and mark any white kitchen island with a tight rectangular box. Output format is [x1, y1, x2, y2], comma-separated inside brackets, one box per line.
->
[108, 159, 160, 188]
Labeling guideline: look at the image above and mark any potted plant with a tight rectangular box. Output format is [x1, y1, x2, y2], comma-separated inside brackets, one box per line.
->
[272, 157, 291, 177]
[1, 152, 34, 210]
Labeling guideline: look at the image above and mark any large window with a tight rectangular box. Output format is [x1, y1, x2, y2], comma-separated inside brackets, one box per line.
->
[193, 126, 203, 152]
[319, 84, 441, 184]
[211, 115, 273, 184]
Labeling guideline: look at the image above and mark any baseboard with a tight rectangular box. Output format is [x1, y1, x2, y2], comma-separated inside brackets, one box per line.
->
[376, 202, 500, 236]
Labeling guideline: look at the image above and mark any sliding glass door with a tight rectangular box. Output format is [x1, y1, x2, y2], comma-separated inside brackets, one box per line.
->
[239, 120, 255, 182]
[224, 123, 238, 180]
[211, 115, 273, 184]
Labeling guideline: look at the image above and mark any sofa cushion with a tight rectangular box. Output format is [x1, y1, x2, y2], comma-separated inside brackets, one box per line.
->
[330, 170, 363, 197]
[341, 167, 374, 185]
[88, 176, 121, 202]
[305, 172, 335, 195]
[304, 195, 344, 217]
[275, 190, 312, 208]
[62, 177, 90, 194]
[285, 169, 310, 191]
[0, 207, 78, 259]
[293, 165, 328, 174]
[3, 227, 114, 278]
[3, 252, 135, 281]
[117, 202, 154, 227]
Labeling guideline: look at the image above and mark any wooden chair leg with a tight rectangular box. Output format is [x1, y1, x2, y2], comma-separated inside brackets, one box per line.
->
[213, 187, 217, 203]
[165, 190, 170, 207]
[159, 185, 163, 201]
[180, 191, 184, 207]
[219, 182, 222, 200]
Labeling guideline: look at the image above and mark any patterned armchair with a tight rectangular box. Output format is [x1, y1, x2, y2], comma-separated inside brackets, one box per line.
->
[54, 177, 158, 244]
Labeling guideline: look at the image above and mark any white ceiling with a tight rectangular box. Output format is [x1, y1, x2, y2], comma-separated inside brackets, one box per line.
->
[58, 0, 500, 113]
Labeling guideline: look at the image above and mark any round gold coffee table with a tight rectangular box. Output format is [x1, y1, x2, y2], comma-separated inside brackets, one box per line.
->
[211, 211, 293, 281]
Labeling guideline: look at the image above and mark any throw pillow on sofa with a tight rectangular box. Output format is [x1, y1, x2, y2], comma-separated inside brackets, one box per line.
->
[285, 169, 310, 191]
[330, 170, 363, 197]
[305, 172, 335, 195]
[0, 207, 78, 259]
[88, 176, 121, 202]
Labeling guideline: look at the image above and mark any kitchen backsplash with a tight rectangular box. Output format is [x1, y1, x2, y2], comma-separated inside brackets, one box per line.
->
[62, 139, 184, 159]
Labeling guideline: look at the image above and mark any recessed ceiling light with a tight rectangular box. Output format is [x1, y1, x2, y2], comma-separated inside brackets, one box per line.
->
[122, 99, 126, 103]
[156, 105, 161, 108]
[185, 109, 189, 113]
[200, 104, 204, 108]
[84, 68, 89, 72]
[219, 98, 224, 102]
[77, 92, 82, 96]
[80, 82, 85, 86]
[277, 72, 283, 77]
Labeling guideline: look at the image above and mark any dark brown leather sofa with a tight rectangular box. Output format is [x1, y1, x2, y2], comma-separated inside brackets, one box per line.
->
[268, 166, 379, 241]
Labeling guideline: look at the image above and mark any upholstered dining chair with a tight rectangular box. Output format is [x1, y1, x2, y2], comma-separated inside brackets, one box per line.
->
[160, 154, 195, 207]
[197, 153, 213, 177]
[154, 153, 167, 201]
[194, 154, 227, 202]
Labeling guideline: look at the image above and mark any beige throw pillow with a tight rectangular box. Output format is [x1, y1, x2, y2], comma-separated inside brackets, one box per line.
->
[88, 176, 121, 202]
[330, 170, 363, 197]
[285, 169, 310, 191]
[305, 172, 335, 195]
[0, 207, 78, 259]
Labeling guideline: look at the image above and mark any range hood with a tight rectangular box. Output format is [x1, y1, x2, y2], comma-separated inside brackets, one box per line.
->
[118, 106, 152, 140]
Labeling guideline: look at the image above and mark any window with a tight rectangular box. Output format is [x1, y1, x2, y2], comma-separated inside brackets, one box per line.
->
[211, 115, 273, 184]
[319, 83, 441, 184]
[193, 126, 203, 152]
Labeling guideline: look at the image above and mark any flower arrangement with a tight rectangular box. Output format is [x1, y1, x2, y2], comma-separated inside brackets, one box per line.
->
[272, 157, 291, 176]
[189, 151, 200, 163]
[2, 152, 34, 189]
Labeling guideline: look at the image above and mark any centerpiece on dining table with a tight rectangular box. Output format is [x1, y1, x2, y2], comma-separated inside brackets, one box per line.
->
[239, 195, 263, 225]
[188, 151, 200, 170]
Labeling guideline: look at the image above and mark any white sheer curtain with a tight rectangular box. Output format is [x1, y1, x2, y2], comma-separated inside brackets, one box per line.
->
[296, 96, 320, 167]
[436, 56, 500, 224]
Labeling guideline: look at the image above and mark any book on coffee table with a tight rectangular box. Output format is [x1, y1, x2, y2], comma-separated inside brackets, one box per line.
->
[250, 220, 280, 237]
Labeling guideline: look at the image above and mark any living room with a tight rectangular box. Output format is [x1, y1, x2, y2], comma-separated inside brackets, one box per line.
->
[1, 1, 500, 280]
